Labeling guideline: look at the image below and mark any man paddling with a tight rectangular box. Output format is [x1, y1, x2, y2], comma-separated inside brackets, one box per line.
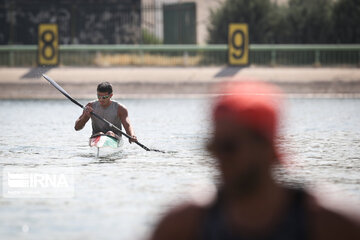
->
[149, 81, 360, 240]
[74, 82, 137, 143]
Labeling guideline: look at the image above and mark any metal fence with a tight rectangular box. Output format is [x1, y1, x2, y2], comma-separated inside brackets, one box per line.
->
[0, 44, 359, 67]
[0, 1, 186, 45]
[0, 0, 143, 45]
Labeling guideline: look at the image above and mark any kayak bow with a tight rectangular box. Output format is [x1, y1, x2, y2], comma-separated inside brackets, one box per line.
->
[89, 134, 120, 157]
[89, 134, 120, 148]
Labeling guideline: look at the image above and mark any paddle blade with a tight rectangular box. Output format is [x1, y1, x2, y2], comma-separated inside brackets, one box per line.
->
[150, 149, 166, 153]
[42, 74, 70, 97]
[42, 74, 84, 109]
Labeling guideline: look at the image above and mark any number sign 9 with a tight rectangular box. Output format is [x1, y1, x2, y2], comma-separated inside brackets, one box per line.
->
[228, 24, 249, 65]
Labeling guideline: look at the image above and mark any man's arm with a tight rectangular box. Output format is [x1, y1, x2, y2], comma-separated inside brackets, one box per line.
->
[74, 103, 92, 131]
[118, 104, 137, 142]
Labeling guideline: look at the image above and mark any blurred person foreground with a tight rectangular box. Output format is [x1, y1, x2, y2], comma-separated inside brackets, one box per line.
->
[149, 81, 360, 240]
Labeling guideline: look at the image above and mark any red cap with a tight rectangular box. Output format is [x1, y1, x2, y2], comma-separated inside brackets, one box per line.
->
[213, 81, 283, 160]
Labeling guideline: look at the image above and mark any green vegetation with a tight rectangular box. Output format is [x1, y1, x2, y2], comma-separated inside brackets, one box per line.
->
[141, 29, 163, 44]
[208, 0, 360, 44]
[333, 0, 360, 43]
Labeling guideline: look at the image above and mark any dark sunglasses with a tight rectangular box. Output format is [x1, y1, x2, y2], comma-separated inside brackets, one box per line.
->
[97, 95, 110, 99]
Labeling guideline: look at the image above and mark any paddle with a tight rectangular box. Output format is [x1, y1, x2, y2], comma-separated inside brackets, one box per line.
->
[42, 74, 165, 153]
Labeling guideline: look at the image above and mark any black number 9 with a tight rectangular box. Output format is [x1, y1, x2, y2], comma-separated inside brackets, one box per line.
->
[41, 30, 55, 60]
[231, 30, 245, 59]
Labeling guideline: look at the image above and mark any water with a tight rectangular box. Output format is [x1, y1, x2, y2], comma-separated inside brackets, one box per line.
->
[0, 98, 359, 240]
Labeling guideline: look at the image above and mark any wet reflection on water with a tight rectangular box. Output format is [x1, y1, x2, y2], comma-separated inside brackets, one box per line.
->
[0, 98, 359, 239]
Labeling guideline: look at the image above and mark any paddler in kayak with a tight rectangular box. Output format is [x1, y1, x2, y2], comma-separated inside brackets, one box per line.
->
[74, 82, 137, 143]
[149, 81, 360, 240]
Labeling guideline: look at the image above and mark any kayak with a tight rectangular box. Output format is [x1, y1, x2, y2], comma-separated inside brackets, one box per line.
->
[89, 134, 120, 148]
[89, 134, 120, 157]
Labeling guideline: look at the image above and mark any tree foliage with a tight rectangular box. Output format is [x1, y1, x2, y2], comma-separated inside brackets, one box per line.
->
[208, 0, 275, 44]
[333, 0, 360, 43]
[285, 0, 333, 43]
[207, 0, 359, 44]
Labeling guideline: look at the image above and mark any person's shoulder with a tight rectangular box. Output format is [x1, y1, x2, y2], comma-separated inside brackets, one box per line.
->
[113, 101, 128, 116]
[305, 191, 360, 240]
[149, 203, 207, 240]
[111, 100, 126, 109]
[162, 203, 206, 224]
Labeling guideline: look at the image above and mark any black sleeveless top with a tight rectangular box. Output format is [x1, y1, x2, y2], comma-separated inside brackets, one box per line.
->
[201, 188, 308, 240]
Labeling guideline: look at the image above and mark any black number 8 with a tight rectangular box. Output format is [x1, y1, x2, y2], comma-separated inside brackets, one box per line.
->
[231, 30, 245, 59]
[41, 30, 55, 60]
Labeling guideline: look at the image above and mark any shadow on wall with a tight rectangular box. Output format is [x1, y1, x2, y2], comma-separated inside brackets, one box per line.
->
[215, 67, 245, 78]
[21, 67, 53, 79]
